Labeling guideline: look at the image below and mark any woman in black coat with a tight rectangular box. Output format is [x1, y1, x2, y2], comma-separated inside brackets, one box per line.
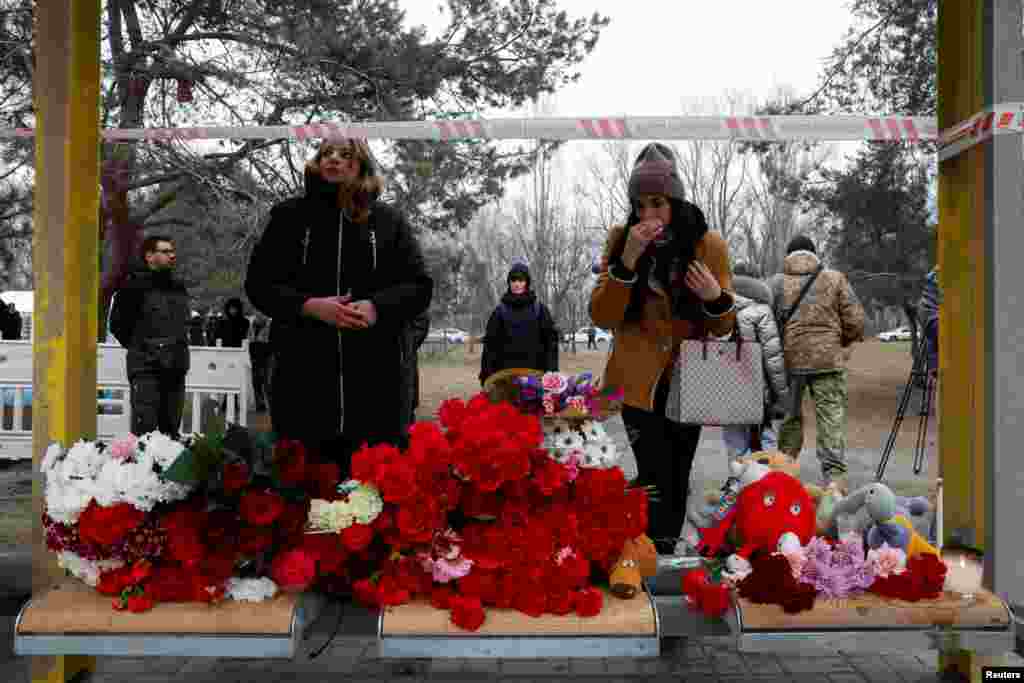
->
[479, 262, 559, 385]
[245, 138, 433, 472]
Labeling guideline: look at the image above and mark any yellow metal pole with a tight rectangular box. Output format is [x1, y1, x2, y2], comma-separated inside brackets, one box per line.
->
[936, 1, 1017, 680]
[31, 1, 101, 681]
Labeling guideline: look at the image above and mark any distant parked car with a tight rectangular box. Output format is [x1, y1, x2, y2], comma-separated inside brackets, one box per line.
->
[426, 327, 468, 344]
[878, 327, 912, 342]
[563, 327, 612, 345]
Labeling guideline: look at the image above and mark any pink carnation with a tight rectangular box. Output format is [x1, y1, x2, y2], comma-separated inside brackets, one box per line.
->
[108, 434, 138, 461]
[781, 549, 807, 580]
[866, 543, 906, 578]
[542, 396, 556, 415]
[566, 396, 586, 412]
[541, 372, 569, 394]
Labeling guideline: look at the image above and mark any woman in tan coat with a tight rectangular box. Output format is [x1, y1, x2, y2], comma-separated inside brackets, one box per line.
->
[590, 143, 736, 554]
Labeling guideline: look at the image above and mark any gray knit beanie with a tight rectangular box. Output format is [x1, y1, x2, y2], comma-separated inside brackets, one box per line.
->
[627, 143, 687, 203]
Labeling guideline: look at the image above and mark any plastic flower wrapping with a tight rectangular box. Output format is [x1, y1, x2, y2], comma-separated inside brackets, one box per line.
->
[504, 371, 624, 420]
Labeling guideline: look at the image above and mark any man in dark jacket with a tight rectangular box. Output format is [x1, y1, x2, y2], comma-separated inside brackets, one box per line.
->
[109, 235, 191, 437]
[480, 262, 559, 385]
[215, 297, 250, 348]
[245, 138, 432, 474]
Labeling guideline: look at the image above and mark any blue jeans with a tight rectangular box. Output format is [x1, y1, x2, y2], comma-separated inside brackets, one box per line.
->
[722, 421, 778, 458]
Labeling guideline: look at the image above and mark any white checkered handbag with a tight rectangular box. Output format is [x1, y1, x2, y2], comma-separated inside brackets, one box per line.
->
[665, 332, 764, 426]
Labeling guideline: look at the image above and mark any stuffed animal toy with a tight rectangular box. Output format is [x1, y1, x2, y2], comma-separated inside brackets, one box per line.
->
[805, 482, 844, 536]
[696, 470, 817, 574]
[686, 460, 770, 542]
[608, 534, 657, 599]
[830, 483, 939, 558]
[736, 450, 801, 479]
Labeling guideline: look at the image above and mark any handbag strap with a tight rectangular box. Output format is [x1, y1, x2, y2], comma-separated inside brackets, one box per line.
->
[700, 325, 744, 362]
[777, 265, 823, 330]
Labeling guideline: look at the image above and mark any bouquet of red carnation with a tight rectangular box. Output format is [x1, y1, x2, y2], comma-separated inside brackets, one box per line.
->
[870, 553, 947, 601]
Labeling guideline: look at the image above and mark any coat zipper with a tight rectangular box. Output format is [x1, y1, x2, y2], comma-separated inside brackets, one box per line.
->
[337, 211, 346, 433]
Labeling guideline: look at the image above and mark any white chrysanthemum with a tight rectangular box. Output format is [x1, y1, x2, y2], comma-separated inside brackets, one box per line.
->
[581, 441, 618, 469]
[308, 499, 356, 531]
[308, 482, 383, 531]
[579, 421, 607, 442]
[44, 478, 94, 525]
[137, 431, 186, 469]
[550, 431, 585, 451]
[61, 440, 105, 480]
[346, 484, 384, 524]
[57, 551, 124, 587]
[550, 447, 585, 465]
[226, 577, 278, 602]
[41, 443, 64, 473]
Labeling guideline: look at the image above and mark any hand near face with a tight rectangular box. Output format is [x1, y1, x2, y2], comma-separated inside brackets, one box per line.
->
[621, 220, 665, 270]
[684, 261, 722, 302]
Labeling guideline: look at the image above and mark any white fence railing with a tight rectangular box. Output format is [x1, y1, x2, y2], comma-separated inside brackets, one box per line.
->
[0, 340, 251, 461]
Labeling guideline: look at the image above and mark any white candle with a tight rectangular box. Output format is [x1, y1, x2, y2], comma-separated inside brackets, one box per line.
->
[943, 552, 982, 599]
[936, 478, 943, 552]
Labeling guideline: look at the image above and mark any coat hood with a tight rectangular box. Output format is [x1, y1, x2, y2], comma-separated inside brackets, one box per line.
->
[783, 250, 821, 276]
[731, 275, 772, 306]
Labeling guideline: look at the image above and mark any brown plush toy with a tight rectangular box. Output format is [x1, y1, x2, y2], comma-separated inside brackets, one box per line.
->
[736, 450, 801, 479]
[609, 534, 657, 599]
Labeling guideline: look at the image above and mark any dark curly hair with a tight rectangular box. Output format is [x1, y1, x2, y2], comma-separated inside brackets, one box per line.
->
[607, 198, 709, 322]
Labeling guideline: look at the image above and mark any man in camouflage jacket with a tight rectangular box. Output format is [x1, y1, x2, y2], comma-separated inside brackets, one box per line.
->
[768, 235, 865, 488]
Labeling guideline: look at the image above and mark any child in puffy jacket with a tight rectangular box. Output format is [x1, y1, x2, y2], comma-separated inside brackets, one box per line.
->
[720, 264, 790, 459]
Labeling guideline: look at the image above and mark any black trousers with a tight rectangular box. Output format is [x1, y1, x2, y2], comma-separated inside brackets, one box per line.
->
[130, 370, 187, 438]
[621, 378, 702, 551]
[249, 342, 272, 406]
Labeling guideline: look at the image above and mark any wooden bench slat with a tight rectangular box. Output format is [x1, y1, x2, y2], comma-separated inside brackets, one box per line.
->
[18, 581, 301, 635]
[735, 589, 1010, 631]
[381, 588, 656, 636]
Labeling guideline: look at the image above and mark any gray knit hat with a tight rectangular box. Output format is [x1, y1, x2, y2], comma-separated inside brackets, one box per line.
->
[627, 143, 686, 203]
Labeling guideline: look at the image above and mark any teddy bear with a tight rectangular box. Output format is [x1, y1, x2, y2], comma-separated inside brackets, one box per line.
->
[735, 450, 801, 479]
[608, 534, 658, 599]
[829, 482, 938, 558]
[696, 468, 817, 574]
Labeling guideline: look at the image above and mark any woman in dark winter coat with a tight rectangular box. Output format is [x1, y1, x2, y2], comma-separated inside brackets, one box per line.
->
[245, 138, 433, 472]
[479, 262, 559, 385]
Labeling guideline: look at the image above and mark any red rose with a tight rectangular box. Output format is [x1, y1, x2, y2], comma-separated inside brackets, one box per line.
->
[78, 501, 146, 547]
[340, 523, 375, 552]
[126, 593, 155, 613]
[513, 590, 547, 617]
[302, 534, 347, 574]
[305, 462, 341, 499]
[239, 489, 285, 526]
[430, 585, 456, 610]
[573, 587, 603, 617]
[222, 461, 250, 494]
[449, 595, 485, 631]
[270, 548, 317, 592]
[547, 590, 574, 616]
[274, 502, 309, 544]
[682, 568, 710, 602]
[166, 526, 205, 565]
[376, 575, 411, 606]
[125, 559, 152, 585]
[353, 578, 380, 607]
[273, 439, 307, 486]
[438, 398, 469, 431]
[96, 566, 133, 595]
[147, 566, 196, 602]
[237, 525, 275, 555]
[700, 583, 731, 619]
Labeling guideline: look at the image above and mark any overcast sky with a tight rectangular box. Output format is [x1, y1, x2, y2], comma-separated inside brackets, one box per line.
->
[401, 0, 854, 117]
[398, 0, 859, 219]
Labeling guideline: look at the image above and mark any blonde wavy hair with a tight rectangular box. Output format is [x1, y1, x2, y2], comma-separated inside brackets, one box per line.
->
[305, 138, 384, 223]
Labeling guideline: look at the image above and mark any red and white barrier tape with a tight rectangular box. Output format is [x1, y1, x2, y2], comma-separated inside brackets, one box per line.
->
[0, 114, 939, 144]
[937, 102, 1024, 162]
[2, 109, 1019, 160]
